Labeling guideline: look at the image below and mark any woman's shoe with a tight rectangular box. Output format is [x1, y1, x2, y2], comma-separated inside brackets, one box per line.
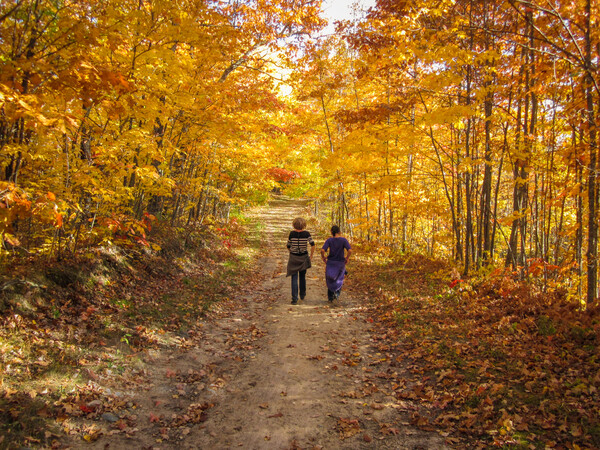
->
[291, 299, 298, 305]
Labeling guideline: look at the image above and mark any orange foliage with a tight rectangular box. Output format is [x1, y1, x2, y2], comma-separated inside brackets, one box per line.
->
[267, 167, 301, 183]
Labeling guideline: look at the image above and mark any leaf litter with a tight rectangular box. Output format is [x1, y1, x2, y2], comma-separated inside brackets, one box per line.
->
[348, 250, 600, 448]
[1, 199, 453, 448]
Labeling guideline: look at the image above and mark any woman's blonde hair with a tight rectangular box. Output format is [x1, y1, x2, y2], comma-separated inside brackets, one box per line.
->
[292, 217, 307, 230]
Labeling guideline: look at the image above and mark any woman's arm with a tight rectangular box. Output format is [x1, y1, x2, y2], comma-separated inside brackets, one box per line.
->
[320, 248, 327, 263]
[345, 248, 352, 264]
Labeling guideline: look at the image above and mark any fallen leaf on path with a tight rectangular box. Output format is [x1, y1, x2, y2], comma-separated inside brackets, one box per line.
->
[259, 403, 269, 409]
[268, 412, 283, 418]
[80, 404, 95, 414]
[410, 413, 429, 427]
[289, 439, 304, 449]
[337, 418, 361, 439]
[83, 432, 100, 442]
[380, 423, 400, 435]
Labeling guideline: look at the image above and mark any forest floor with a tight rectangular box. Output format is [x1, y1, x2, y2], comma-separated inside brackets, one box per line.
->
[3, 197, 599, 449]
[63, 196, 447, 449]
[1, 197, 448, 449]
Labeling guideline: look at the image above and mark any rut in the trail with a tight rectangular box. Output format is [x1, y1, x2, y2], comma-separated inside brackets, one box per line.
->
[83, 197, 448, 449]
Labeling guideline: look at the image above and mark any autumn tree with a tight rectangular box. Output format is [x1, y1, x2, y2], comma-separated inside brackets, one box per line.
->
[0, 0, 324, 256]
[291, 0, 598, 304]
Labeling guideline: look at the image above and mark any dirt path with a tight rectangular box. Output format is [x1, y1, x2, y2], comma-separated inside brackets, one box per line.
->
[82, 197, 447, 449]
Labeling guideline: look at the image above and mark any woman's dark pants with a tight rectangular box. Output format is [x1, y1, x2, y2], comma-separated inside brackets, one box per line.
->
[291, 270, 306, 301]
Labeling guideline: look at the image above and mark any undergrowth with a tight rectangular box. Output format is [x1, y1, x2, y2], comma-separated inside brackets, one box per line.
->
[0, 218, 260, 449]
[350, 247, 600, 449]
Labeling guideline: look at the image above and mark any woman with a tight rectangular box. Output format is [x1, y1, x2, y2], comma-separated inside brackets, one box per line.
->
[321, 225, 352, 302]
[286, 217, 315, 305]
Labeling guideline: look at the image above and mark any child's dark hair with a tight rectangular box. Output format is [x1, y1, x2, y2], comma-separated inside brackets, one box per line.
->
[331, 225, 341, 236]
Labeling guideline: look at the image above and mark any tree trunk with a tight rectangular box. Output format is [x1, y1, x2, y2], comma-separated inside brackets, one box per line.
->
[584, 0, 598, 305]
